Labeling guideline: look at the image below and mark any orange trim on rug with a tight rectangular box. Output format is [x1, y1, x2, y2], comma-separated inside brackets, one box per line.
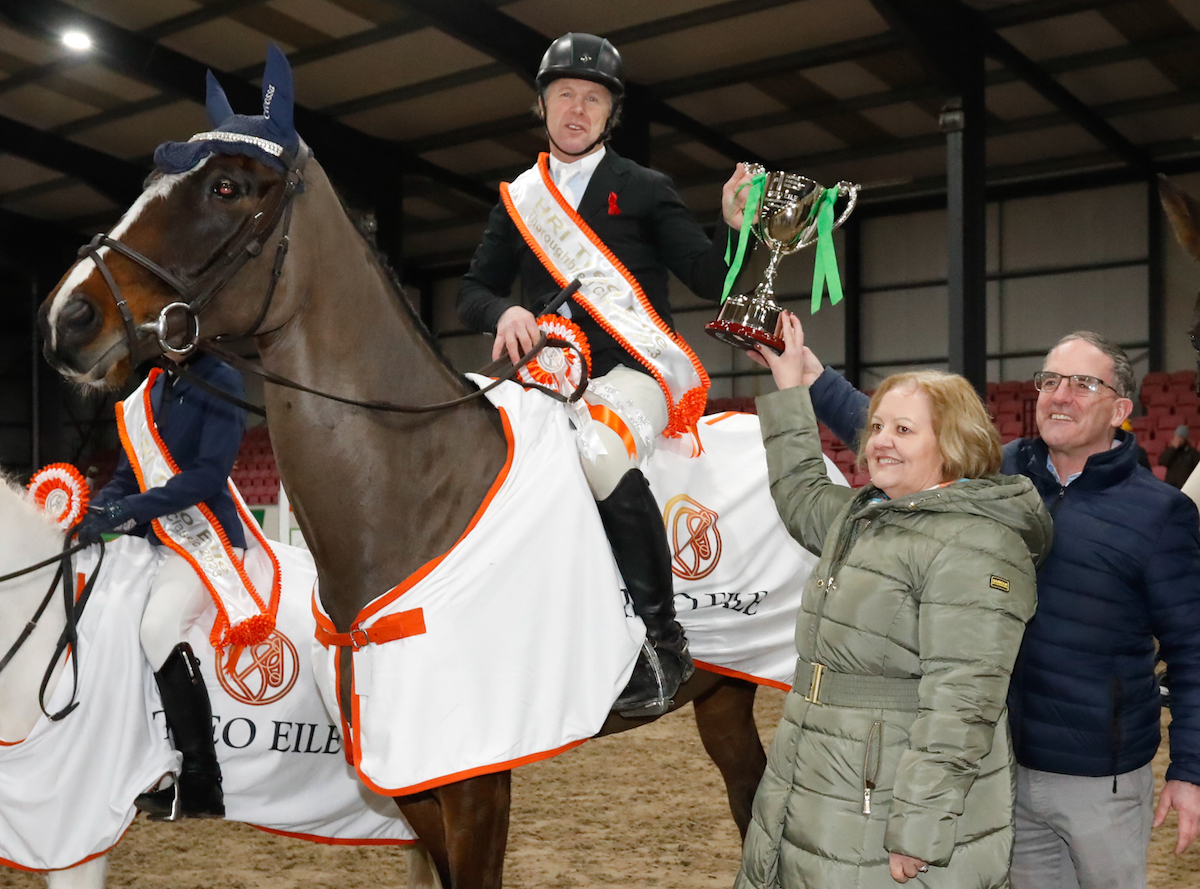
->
[703, 411, 746, 425]
[693, 659, 791, 692]
[354, 736, 587, 798]
[315, 608, 426, 649]
[353, 406, 517, 626]
[312, 592, 357, 766]
[0, 825, 131, 873]
[250, 825, 415, 846]
[587, 403, 637, 459]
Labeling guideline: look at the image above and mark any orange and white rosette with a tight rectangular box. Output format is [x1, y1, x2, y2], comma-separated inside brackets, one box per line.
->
[517, 315, 591, 398]
[27, 463, 90, 531]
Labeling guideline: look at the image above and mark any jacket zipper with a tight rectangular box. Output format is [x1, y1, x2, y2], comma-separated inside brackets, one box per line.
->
[863, 720, 883, 814]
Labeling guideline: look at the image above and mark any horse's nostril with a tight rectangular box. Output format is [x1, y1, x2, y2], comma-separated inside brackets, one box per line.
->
[60, 298, 98, 332]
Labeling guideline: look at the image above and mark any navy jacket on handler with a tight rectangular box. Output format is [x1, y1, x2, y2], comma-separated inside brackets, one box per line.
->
[94, 353, 247, 550]
[808, 367, 1200, 785]
[458, 149, 730, 380]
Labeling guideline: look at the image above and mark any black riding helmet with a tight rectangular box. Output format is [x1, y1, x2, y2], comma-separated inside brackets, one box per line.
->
[535, 33, 624, 157]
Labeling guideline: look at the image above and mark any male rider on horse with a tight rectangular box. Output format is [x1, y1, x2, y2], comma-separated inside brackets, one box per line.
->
[77, 351, 246, 819]
[458, 33, 751, 716]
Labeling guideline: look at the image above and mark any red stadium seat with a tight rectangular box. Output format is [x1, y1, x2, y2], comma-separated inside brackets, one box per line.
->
[1153, 465, 1169, 482]
[1143, 371, 1170, 387]
[1143, 388, 1178, 406]
[1169, 370, 1196, 385]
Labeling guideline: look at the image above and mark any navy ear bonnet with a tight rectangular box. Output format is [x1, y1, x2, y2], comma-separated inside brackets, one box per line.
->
[154, 43, 301, 175]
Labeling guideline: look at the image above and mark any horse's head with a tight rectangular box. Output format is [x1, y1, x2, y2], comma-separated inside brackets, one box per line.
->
[1160, 176, 1200, 393]
[39, 45, 303, 390]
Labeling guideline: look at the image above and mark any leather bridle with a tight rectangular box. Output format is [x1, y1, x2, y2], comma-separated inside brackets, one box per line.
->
[78, 142, 310, 367]
[75, 141, 588, 415]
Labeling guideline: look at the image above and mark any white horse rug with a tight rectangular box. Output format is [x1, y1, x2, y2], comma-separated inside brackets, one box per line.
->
[312, 379, 839, 796]
[0, 535, 413, 874]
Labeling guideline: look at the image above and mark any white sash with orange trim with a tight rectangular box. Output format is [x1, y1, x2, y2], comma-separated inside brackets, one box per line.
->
[116, 368, 280, 648]
[502, 154, 710, 437]
[308, 380, 843, 794]
[0, 535, 415, 872]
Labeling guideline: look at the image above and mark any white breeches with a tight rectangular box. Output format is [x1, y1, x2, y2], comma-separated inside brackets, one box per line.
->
[139, 551, 217, 670]
[580, 366, 668, 500]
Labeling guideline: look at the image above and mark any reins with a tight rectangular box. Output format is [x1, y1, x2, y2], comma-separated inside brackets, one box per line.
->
[0, 535, 105, 722]
[84, 143, 591, 416]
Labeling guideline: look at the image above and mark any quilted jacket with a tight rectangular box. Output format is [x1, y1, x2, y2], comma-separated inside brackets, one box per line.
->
[736, 386, 1051, 889]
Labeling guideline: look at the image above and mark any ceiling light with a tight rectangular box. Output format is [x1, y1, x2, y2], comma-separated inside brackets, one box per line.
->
[62, 31, 91, 51]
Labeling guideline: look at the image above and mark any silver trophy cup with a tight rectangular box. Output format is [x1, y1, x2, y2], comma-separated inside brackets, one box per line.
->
[706, 165, 859, 353]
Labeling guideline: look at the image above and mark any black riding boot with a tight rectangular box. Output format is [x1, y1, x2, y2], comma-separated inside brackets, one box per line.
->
[596, 469, 694, 717]
[135, 643, 225, 820]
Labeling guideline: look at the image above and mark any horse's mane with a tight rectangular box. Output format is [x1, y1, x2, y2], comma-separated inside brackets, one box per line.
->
[333, 187, 469, 382]
[0, 475, 62, 569]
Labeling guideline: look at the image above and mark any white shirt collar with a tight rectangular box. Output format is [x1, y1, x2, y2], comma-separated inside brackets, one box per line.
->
[548, 146, 606, 190]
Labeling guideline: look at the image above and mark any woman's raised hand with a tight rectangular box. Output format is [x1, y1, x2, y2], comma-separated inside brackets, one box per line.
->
[745, 311, 822, 390]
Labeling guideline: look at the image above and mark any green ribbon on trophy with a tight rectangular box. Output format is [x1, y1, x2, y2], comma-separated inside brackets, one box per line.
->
[809, 186, 844, 314]
[722, 169, 766, 303]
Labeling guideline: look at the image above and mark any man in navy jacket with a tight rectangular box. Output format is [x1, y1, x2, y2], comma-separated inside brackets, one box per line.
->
[783, 327, 1200, 887]
[78, 352, 245, 820]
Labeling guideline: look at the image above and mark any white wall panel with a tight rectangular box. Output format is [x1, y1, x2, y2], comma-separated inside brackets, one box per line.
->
[1000, 183, 1145, 271]
[998, 265, 1148, 353]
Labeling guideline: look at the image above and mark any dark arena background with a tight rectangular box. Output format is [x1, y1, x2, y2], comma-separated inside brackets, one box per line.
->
[0, 0, 1199, 886]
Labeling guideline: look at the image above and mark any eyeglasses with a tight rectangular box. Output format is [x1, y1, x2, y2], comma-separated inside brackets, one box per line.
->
[1032, 371, 1121, 397]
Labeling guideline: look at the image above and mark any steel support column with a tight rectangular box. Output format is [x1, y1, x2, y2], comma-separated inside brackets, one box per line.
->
[842, 217, 863, 388]
[941, 68, 987, 394]
[1147, 176, 1165, 372]
[611, 83, 652, 167]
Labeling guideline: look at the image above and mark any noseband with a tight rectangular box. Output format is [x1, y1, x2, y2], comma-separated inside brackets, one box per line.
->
[71, 143, 588, 414]
[77, 144, 310, 367]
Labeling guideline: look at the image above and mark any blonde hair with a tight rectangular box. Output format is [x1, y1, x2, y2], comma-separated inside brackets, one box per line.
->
[856, 371, 1002, 480]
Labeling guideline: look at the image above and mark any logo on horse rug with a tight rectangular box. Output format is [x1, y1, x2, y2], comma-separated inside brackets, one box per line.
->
[215, 630, 299, 706]
[664, 494, 721, 581]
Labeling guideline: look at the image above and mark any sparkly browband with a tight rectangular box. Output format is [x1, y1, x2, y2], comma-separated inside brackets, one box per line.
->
[187, 131, 285, 157]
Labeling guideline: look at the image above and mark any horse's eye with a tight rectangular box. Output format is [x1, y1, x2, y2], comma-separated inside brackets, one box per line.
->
[214, 179, 240, 199]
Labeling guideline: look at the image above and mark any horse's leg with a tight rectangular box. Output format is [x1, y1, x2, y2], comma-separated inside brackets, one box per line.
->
[693, 677, 766, 839]
[396, 771, 511, 889]
[45, 856, 108, 889]
[406, 844, 445, 889]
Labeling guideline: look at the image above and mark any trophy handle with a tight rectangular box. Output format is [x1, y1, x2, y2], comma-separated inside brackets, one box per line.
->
[832, 181, 859, 230]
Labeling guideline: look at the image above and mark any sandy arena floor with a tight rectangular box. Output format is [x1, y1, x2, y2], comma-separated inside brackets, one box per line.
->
[1, 691, 1195, 888]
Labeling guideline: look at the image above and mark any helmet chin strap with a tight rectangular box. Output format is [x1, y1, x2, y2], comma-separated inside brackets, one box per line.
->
[540, 95, 618, 159]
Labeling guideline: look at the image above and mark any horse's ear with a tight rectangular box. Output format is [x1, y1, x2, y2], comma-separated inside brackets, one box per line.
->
[205, 70, 235, 126]
[261, 43, 295, 137]
[1160, 175, 1200, 263]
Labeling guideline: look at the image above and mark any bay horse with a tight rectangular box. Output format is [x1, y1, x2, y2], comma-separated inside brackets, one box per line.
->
[37, 62, 769, 889]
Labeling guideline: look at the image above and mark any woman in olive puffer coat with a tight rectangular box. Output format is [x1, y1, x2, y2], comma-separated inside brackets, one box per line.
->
[736, 315, 1052, 889]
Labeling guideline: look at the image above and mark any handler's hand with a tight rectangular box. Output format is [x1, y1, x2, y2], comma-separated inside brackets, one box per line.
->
[1154, 778, 1200, 855]
[744, 312, 821, 390]
[889, 853, 928, 883]
[722, 163, 753, 231]
[493, 306, 541, 364]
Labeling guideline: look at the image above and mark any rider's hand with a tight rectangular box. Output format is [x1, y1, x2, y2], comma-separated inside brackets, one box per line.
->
[722, 163, 753, 231]
[745, 312, 818, 390]
[493, 306, 541, 365]
[75, 500, 135, 546]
